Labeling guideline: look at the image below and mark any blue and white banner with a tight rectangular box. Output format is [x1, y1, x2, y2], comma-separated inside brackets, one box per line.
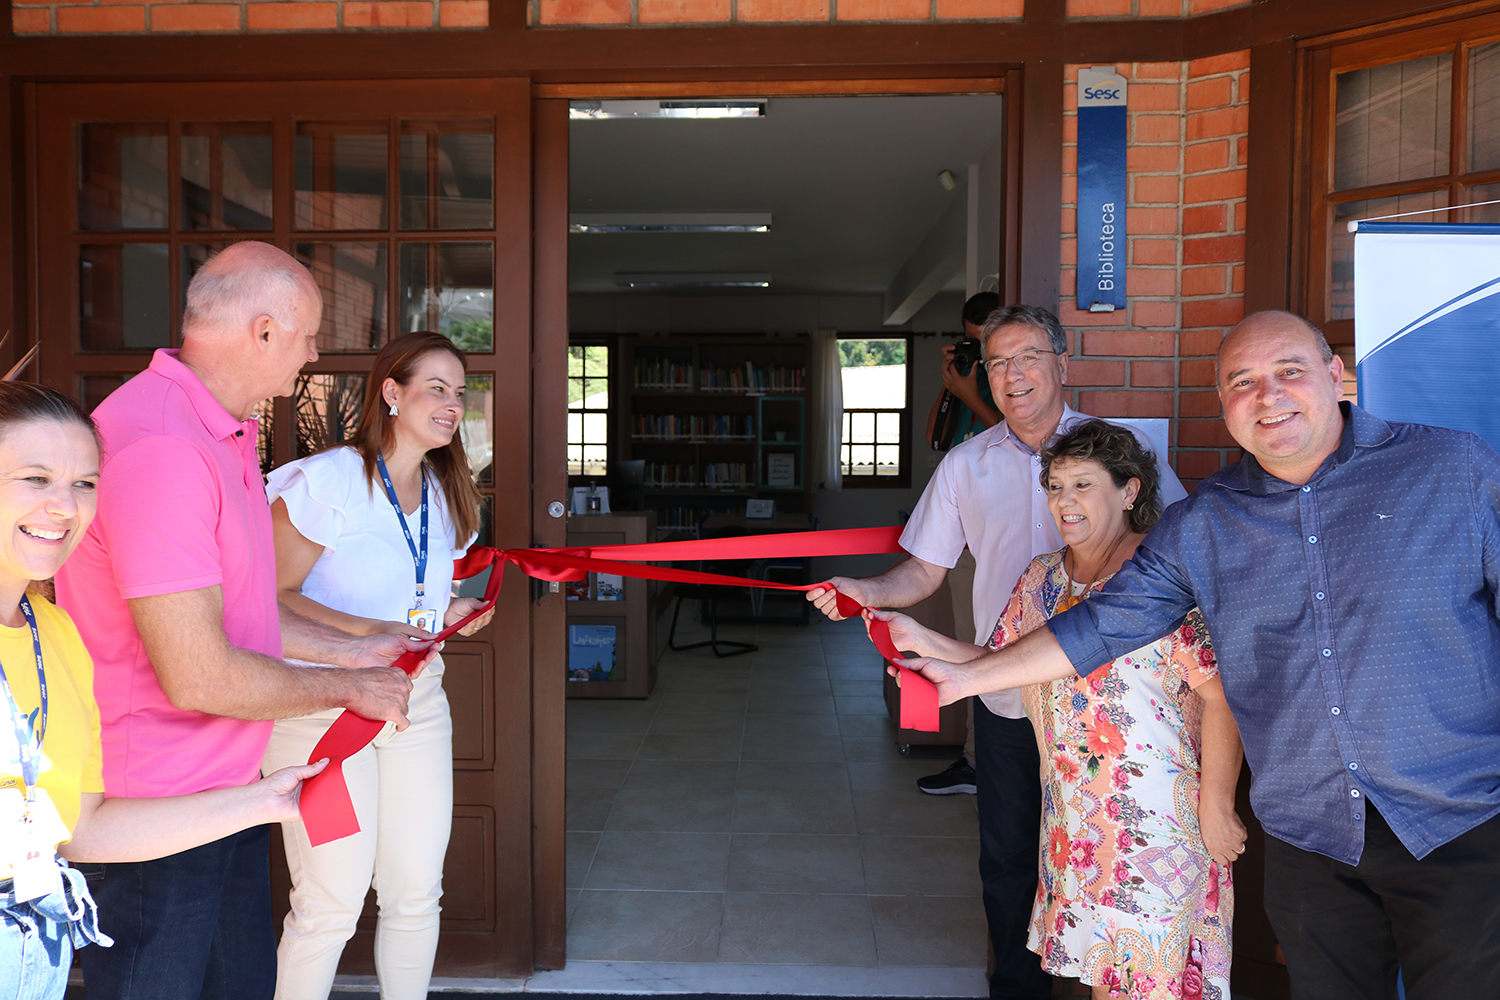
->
[1354, 222, 1500, 449]
[1076, 67, 1128, 313]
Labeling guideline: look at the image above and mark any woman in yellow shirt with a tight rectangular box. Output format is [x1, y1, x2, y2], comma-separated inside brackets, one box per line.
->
[0, 381, 325, 999]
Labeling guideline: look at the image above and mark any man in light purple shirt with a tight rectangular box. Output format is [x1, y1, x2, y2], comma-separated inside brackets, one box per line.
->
[808, 304, 1185, 1000]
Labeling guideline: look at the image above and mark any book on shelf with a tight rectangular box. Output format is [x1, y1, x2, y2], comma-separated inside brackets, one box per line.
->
[568, 624, 618, 682]
[594, 573, 624, 601]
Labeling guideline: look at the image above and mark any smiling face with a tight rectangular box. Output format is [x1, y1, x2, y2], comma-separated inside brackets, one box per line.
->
[385, 349, 467, 454]
[1046, 456, 1138, 551]
[0, 418, 99, 594]
[984, 321, 1069, 442]
[1217, 314, 1345, 485]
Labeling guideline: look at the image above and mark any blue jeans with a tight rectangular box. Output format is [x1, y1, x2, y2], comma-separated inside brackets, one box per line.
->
[78, 825, 276, 1000]
[1, 859, 111, 1000]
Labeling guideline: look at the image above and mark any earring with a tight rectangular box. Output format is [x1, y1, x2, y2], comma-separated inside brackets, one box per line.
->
[389, 403, 398, 417]
[1124, 503, 1134, 510]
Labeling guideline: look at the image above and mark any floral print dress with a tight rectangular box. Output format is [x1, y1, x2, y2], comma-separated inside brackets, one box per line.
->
[988, 550, 1233, 1000]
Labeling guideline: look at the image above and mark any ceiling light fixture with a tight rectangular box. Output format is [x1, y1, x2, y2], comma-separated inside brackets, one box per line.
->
[938, 169, 958, 191]
[570, 212, 772, 234]
[615, 272, 772, 288]
[569, 100, 767, 120]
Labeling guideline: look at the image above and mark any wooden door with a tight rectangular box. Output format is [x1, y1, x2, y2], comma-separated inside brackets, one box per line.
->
[30, 78, 538, 977]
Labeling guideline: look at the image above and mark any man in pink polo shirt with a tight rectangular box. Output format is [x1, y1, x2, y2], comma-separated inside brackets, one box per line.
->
[56, 241, 433, 1000]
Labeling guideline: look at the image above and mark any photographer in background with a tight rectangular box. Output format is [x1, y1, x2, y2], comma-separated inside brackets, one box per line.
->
[925, 292, 1002, 450]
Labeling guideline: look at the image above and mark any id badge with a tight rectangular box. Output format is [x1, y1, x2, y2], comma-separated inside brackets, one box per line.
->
[1, 788, 67, 902]
[408, 608, 438, 633]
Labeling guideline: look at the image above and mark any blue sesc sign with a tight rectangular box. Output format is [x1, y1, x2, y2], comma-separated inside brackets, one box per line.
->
[1076, 67, 1128, 313]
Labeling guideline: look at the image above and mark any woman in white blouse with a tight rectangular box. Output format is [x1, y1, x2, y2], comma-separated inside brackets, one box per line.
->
[262, 331, 494, 1000]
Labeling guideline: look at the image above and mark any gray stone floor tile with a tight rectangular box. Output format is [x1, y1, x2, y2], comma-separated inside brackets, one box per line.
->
[653, 690, 751, 714]
[567, 890, 724, 962]
[605, 760, 739, 832]
[638, 731, 744, 761]
[719, 892, 877, 965]
[649, 711, 746, 736]
[869, 894, 989, 967]
[727, 833, 866, 894]
[837, 714, 898, 738]
[742, 712, 842, 739]
[747, 689, 836, 715]
[566, 730, 645, 760]
[566, 831, 600, 888]
[740, 731, 846, 762]
[586, 831, 731, 891]
[732, 761, 856, 835]
[860, 835, 983, 896]
[836, 695, 890, 716]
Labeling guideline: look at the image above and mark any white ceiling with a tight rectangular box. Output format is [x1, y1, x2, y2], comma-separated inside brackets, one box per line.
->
[567, 94, 1006, 298]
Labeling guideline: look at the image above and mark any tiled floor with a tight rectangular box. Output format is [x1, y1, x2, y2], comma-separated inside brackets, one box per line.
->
[565, 610, 990, 993]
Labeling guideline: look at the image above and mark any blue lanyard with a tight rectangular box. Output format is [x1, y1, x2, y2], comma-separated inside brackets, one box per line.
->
[0, 596, 47, 803]
[375, 452, 429, 607]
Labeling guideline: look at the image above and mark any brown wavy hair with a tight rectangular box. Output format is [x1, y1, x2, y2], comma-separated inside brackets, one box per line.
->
[344, 332, 482, 547]
[1039, 419, 1162, 534]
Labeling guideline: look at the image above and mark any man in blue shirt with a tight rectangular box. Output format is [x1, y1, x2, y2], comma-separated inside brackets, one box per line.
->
[891, 310, 1500, 1000]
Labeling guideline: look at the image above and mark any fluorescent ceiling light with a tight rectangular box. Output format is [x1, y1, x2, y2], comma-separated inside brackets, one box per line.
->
[569, 100, 766, 120]
[615, 272, 772, 288]
[570, 212, 771, 234]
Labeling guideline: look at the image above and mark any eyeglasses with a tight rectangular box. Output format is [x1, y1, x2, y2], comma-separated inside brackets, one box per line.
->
[979, 350, 1063, 375]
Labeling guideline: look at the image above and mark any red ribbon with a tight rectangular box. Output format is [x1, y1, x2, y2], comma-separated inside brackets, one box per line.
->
[298, 527, 939, 847]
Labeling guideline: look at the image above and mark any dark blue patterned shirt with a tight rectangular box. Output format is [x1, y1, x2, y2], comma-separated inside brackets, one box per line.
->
[1048, 403, 1500, 864]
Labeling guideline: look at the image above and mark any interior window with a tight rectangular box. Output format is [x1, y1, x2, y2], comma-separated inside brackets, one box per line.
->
[839, 337, 909, 485]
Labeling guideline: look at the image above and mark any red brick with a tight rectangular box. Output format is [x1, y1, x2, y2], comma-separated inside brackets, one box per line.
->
[11, 0, 49, 7]
[1231, 264, 1245, 293]
[540, 0, 629, 21]
[58, 5, 147, 30]
[1131, 238, 1177, 265]
[1176, 419, 1234, 446]
[1066, 358, 1126, 386]
[439, 0, 487, 24]
[1182, 296, 1244, 327]
[1187, 105, 1250, 140]
[738, 0, 828, 18]
[641, 0, 729, 20]
[1084, 329, 1175, 356]
[1061, 269, 1077, 295]
[1233, 201, 1247, 232]
[1133, 175, 1180, 204]
[1176, 450, 1226, 479]
[1185, 140, 1229, 174]
[1079, 389, 1173, 418]
[1236, 135, 1249, 167]
[1133, 114, 1181, 144]
[1237, 71, 1249, 100]
[1134, 61, 1183, 81]
[1184, 234, 1245, 265]
[1183, 169, 1247, 204]
[343, 1, 435, 25]
[1182, 265, 1227, 296]
[1180, 359, 1217, 386]
[151, 3, 241, 30]
[1062, 83, 1078, 113]
[1131, 301, 1178, 327]
[1129, 267, 1178, 296]
[1063, 116, 1078, 143]
[1062, 145, 1078, 174]
[1127, 145, 1179, 173]
[1127, 207, 1179, 235]
[1128, 83, 1181, 112]
[1062, 175, 1078, 203]
[1061, 208, 1077, 233]
[1066, 0, 1130, 15]
[1179, 329, 1223, 356]
[1179, 391, 1223, 417]
[1188, 50, 1251, 77]
[248, 2, 339, 28]
[1186, 77, 1232, 111]
[12, 7, 49, 31]
[1190, 0, 1251, 10]
[1061, 239, 1077, 266]
[1183, 204, 1227, 234]
[936, 0, 1022, 15]
[1138, 0, 1182, 14]
[1131, 360, 1175, 387]
[837, 0, 928, 19]
[1059, 302, 1130, 327]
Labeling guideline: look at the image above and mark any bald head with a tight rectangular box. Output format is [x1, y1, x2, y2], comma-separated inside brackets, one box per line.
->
[1217, 311, 1333, 386]
[182, 241, 320, 342]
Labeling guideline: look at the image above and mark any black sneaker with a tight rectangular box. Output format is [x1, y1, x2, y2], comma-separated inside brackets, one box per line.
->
[917, 758, 976, 795]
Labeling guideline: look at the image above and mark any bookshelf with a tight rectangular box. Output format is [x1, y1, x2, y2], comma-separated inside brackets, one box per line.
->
[565, 511, 661, 700]
[623, 336, 812, 532]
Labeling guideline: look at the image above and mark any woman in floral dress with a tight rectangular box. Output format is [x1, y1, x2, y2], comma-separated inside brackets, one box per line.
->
[876, 420, 1246, 999]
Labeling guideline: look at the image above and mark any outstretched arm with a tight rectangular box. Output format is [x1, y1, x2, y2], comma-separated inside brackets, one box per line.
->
[805, 554, 949, 621]
[62, 761, 326, 863]
[893, 626, 1079, 706]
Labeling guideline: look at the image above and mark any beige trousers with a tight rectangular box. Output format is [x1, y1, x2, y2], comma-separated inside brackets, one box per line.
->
[262, 666, 453, 1000]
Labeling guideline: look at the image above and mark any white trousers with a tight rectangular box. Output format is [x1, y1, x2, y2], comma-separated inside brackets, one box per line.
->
[263, 666, 454, 1000]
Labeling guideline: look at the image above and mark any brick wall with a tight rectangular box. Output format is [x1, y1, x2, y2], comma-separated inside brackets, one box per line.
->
[1059, 53, 1249, 485]
[1065, 0, 1248, 17]
[11, 0, 488, 34]
[532, 0, 1250, 26]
